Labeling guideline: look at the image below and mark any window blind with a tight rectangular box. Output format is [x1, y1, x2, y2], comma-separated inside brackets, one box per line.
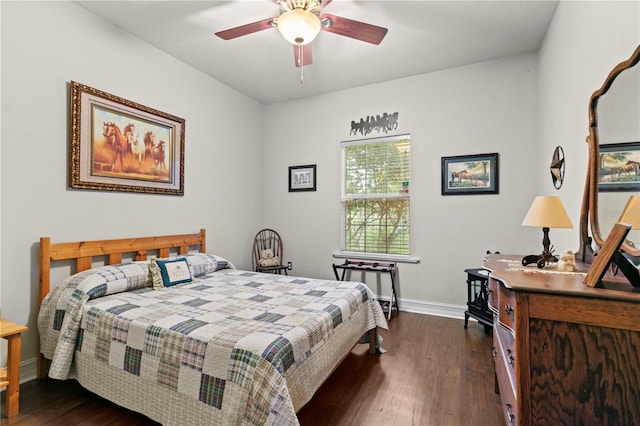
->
[342, 134, 410, 255]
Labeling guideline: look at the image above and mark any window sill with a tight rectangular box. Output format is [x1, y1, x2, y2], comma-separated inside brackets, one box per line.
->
[332, 251, 420, 264]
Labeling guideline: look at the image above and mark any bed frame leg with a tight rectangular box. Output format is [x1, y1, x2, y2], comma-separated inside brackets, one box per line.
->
[368, 328, 377, 354]
[37, 354, 50, 379]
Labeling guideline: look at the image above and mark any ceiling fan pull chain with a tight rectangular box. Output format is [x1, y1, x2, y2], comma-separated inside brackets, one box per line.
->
[299, 43, 304, 84]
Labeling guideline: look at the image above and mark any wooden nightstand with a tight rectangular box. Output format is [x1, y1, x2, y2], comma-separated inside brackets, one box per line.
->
[1, 318, 28, 418]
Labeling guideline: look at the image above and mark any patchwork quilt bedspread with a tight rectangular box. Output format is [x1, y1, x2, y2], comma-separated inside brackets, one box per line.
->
[39, 266, 387, 425]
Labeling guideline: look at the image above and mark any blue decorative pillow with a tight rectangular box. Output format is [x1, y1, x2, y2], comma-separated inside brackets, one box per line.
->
[151, 257, 193, 289]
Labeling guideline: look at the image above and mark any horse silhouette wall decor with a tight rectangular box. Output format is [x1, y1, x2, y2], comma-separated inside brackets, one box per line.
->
[69, 81, 185, 195]
[350, 112, 399, 136]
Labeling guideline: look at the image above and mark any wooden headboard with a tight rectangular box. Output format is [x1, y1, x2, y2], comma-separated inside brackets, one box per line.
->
[39, 229, 206, 305]
[37, 229, 206, 378]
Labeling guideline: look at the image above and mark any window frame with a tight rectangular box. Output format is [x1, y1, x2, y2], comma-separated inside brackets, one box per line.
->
[340, 133, 412, 259]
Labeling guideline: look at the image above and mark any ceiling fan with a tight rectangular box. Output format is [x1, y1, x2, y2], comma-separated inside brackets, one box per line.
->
[215, 0, 388, 68]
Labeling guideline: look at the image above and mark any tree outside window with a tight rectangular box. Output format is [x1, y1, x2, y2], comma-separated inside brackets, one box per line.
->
[342, 135, 410, 255]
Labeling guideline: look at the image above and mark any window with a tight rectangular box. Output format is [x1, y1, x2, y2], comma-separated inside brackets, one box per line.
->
[341, 134, 410, 255]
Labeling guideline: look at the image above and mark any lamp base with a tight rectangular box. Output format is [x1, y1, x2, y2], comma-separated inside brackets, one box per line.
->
[523, 226, 558, 268]
[522, 252, 558, 269]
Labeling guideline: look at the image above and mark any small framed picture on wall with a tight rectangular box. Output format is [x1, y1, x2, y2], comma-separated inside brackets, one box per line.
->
[289, 164, 316, 192]
[441, 152, 499, 196]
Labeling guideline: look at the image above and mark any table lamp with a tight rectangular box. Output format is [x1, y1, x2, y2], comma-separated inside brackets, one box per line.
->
[619, 195, 640, 233]
[615, 195, 640, 286]
[521, 196, 573, 268]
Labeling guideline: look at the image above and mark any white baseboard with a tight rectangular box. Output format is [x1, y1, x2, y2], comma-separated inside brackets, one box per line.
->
[20, 358, 38, 384]
[0, 358, 38, 390]
[380, 296, 467, 320]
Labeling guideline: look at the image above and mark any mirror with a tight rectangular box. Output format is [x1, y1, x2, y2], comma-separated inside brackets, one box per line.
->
[580, 44, 640, 260]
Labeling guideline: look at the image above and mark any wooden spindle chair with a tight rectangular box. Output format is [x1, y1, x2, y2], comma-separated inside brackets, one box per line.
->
[252, 228, 289, 274]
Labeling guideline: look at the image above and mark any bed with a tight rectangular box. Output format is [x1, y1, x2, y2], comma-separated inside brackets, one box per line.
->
[37, 229, 388, 425]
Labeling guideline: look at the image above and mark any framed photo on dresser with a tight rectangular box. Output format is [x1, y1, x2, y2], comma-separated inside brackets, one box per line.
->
[583, 222, 632, 287]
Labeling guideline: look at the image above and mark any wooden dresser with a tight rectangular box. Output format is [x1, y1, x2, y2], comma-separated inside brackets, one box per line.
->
[484, 255, 640, 425]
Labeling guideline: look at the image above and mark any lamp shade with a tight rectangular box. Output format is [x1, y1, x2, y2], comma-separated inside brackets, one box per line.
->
[619, 195, 640, 230]
[522, 196, 573, 228]
[277, 8, 321, 45]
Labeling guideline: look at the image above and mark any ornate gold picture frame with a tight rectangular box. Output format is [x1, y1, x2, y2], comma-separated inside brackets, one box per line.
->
[69, 81, 185, 195]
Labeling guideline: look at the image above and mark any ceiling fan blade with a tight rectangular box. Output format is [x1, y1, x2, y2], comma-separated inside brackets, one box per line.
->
[320, 14, 388, 45]
[215, 17, 274, 40]
[293, 44, 313, 67]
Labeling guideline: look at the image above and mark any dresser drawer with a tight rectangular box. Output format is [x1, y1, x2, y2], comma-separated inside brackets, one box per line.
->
[498, 283, 516, 331]
[494, 324, 518, 425]
[496, 323, 516, 378]
[488, 277, 499, 314]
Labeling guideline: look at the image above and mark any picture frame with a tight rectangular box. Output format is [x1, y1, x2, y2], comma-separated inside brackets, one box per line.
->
[441, 153, 499, 195]
[583, 222, 632, 287]
[69, 81, 185, 195]
[598, 142, 640, 192]
[289, 164, 316, 192]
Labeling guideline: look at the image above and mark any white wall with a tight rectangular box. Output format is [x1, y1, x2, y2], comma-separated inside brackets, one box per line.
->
[0, 1, 264, 371]
[537, 1, 640, 253]
[2, 0, 638, 381]
[262, 1, 640, 316]
[263, 54, 541, 311]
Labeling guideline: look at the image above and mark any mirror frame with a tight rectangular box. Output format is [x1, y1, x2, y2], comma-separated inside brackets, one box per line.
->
[579, 44, 640, 261]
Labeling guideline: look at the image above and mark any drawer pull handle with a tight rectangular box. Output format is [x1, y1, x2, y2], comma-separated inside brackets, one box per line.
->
[504, 304, 514, 316]
[491, 344, 497, 357]
[506, 402, 515, 423]
[507, 348, 515, 364]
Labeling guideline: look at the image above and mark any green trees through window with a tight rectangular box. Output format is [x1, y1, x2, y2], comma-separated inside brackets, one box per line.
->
[342, 135, 410, 255]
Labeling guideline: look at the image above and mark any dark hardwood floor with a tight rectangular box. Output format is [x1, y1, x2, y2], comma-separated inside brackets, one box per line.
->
[1, 313, 503, 425]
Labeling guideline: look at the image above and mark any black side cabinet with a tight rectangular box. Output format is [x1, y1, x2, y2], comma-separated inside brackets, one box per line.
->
[463, 268, 493, 334]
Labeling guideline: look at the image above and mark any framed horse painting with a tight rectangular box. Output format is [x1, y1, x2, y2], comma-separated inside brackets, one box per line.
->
[441, 152, 499, 196]
[69, 81, 185, 195]
[598, 141, 640, 192]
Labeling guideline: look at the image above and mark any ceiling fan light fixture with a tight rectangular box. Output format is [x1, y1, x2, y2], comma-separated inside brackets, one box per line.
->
[277, 8, 321, 45]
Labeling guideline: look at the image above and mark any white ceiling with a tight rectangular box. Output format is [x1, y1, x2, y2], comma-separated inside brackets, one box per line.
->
[75, 0, 559, 104]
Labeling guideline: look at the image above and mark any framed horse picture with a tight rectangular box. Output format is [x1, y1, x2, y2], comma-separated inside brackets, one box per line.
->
[441, 152, 499, 196]
[69, 81, 185, 195]
[598, 141, 640, 192]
